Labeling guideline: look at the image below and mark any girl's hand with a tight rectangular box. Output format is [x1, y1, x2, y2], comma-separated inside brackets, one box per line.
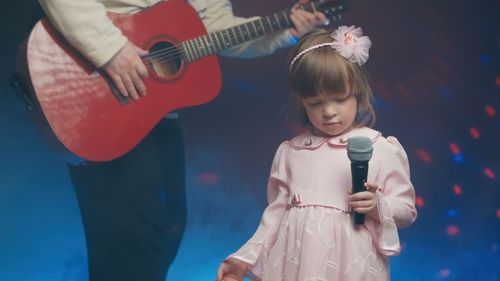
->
[216, 258, 249, 281]
[349, 182, 379, 214]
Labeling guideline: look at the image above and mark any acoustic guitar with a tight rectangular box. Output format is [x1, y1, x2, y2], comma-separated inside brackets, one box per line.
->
[16, 0, 348, 162]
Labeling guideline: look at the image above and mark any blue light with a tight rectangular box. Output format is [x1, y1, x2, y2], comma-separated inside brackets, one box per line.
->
[454, 154, 463, 162]
[480, 54, 491, 65]
[447, 209, 459, 217]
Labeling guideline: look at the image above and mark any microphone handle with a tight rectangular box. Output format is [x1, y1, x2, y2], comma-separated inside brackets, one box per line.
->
[351, 161, 369, 225]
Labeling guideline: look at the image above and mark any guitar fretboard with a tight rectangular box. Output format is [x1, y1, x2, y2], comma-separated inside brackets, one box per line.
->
[180, 10, 293, 63]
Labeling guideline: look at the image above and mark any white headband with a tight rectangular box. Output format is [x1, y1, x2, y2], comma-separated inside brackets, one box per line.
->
[290, 25, 372, 68]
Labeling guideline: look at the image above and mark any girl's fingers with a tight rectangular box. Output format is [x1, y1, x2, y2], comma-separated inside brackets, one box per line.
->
[364, 182, 379, 193]
[350, 191, 375, 201]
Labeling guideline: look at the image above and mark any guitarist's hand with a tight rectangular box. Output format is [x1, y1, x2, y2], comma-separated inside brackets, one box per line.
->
[290, 0, 327, 38]
[102, 41, 149, 101]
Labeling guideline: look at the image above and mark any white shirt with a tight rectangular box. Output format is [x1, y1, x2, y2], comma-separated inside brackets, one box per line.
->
[38, 0, 297, 67]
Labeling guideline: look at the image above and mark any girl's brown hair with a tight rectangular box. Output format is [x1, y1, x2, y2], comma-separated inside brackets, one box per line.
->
[288, 29, 375, 128]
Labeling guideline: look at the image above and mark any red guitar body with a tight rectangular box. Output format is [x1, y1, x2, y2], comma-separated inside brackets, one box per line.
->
[19, 0, 221, 162]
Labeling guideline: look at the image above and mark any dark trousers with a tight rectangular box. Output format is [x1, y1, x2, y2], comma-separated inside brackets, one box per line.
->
[67, 119, 186, 281]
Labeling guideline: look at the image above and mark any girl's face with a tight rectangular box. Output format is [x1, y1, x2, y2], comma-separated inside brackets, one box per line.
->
[302, 92, 357, 137]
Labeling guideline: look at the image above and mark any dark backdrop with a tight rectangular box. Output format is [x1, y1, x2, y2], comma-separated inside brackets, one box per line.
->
[0, 0, 498, 280]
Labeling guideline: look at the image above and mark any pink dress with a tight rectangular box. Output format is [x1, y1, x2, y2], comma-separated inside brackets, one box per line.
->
[228, 127, 417, 281]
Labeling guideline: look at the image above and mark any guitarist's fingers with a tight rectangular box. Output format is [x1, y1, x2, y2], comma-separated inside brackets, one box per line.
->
[111, 74, 129, 98]
[134, 46, 149, 57]
[131, 71, 147, 96]
[290, 10, 308, 37]
[136, 62, 149, 80]
[314, 10, 327, 24]
[122, 74, 139, 101]
[300, 8, 319, 26]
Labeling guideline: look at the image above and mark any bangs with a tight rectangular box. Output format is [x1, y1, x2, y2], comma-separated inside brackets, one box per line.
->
[290, 48, 360, 99]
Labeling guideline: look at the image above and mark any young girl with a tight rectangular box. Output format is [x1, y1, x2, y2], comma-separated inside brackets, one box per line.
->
[216, 26, 417, 281]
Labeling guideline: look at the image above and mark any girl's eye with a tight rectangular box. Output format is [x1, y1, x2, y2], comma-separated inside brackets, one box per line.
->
[308, 101, 322, 106]
[335, 95, 351, 103]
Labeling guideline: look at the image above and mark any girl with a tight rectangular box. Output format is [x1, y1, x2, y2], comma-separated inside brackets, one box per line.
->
[216, 26, 417, 281]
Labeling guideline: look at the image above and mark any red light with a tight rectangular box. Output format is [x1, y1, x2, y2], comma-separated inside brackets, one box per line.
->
[447, 225, 459, 236]
[449, 143, 460, 154]
[197, 172, 220, 186]
[496, 76, 500, 87]
[485, 105, 496, 117]
[453, 184, 462, 195]
[496, 209, 500, 219]
[484, 168, 496, 179]
[469, 127, 480, 139]
[416, 149, 432, 163]
[416, 196, 425, 207]
[438, 269, 450, 277]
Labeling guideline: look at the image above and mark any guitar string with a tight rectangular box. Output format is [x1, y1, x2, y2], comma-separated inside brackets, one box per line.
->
[140, 29, 249, 63]
[139, 22, 255, 60]
[138, 12, 294, 63]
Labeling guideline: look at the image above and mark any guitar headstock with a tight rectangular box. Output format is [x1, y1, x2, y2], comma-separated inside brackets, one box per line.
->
[307, 0, 350, 23]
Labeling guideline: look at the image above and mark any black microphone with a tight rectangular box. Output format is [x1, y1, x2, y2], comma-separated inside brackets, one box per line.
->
[346, 136, 373, 225]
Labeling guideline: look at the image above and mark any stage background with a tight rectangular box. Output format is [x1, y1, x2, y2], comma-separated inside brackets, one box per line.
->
[0, 0, 498, 280]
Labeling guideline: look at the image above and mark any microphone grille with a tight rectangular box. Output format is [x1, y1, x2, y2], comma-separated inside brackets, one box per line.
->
[346, 136, 373, 161]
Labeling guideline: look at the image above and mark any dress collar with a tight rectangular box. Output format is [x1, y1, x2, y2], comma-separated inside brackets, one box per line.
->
[289, 127, 381, 150]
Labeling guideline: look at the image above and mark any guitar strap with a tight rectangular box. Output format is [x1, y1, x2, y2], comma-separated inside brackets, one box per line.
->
[10, 2, 46, 113]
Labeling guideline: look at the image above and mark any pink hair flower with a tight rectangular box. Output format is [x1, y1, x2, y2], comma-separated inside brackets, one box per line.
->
[330, 25, 372, 65]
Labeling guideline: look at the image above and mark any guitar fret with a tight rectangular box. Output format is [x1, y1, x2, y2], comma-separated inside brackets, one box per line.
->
[280, 11, 291, 27]
[269, 15, 279, 31]
[227, 27, 237, 46]
[233, 26, 243, 45]
[202, 35, 213, 55]
[207, 35, 216, 53]
[209, 33, 220, 52]
[265, 16, 274, 33]
[181, 43, 192, 63]
[242, 23, 251, 41]
[199, 38, 208, 57]
[200, 37, 209, 57]
[189, 40, 199, 61]
[252, 21, 260, 37]
[254, 19, 264, 37]
[221, 30, 231, 48]
[214, 32, 225, 52]
[246, 22, 256, 39]
[215, 31, 225, 50]
[273, 14, 282, 30]
[196, 38, 205, 58]
[184, 41, 194, 62]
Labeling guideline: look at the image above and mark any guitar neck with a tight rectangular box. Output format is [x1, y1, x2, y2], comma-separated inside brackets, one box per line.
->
[180, 9, 295, 63]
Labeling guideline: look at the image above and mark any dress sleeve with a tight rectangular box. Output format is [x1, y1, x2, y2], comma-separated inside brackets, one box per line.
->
[365, 136, 418, 256]
[227, 141, 289, 278]
[200, 0, 296, 58]
[38, 0, 127, 67]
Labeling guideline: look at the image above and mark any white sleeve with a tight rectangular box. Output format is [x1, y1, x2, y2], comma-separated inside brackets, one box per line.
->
[38, 0, 127, 67]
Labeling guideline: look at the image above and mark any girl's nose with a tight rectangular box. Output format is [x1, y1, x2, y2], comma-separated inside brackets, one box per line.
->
[323, 104, 338, 118]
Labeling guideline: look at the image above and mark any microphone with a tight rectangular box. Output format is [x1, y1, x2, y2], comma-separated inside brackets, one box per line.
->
[346, 136, 373, 225]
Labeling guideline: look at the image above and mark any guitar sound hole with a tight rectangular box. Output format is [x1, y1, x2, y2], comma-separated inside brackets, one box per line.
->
[148, 41, 182, 79]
